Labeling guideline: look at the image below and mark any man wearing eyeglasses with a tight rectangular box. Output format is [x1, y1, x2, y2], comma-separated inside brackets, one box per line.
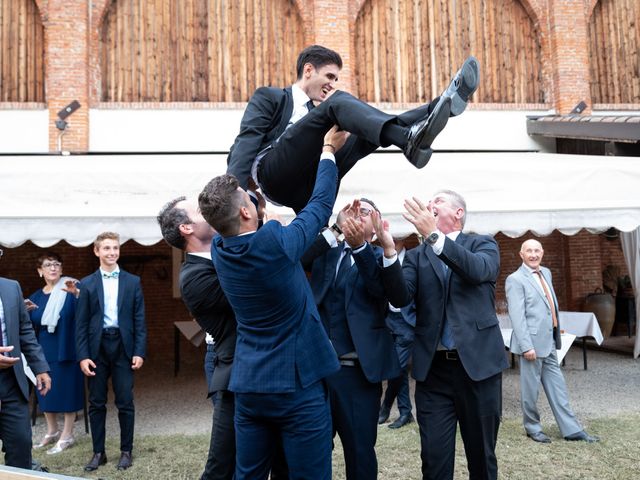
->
[301, 198, 401, 480]
[0, 248, 52, 469]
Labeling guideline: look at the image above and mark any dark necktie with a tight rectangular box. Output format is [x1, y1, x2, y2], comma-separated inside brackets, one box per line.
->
[305, 100, 315, 112]
[0, 312, 4, 347]
[335, 247, 352, 283]
[439, 261, 455, 349]
[534, 270, 558, 328]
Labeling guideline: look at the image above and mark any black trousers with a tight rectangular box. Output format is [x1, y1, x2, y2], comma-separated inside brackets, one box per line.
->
[326, 364, 382, 480]
[88, 331, 135, 453]
[0, 369, 32, 469]
[259, 91, 433, 212]
[415, 354, 502, 480]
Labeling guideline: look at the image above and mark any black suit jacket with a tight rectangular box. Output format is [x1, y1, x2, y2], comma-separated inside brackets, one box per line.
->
[75, 269, 147, 362]
[382, 233, 508, 382]
[0, 277, 49, 401]
[227, 86, 293, 189]
[304, 237, 401, 383]
[179, 253, 236, 392]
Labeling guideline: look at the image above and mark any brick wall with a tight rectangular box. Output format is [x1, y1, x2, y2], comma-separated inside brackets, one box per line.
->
[22, 0, 606, 152]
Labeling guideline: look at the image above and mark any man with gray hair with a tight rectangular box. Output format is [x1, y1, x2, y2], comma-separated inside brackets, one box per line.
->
[378, 189, 508, 480]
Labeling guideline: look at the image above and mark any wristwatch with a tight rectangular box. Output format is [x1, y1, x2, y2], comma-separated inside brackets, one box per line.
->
[425, 231, 439, 245]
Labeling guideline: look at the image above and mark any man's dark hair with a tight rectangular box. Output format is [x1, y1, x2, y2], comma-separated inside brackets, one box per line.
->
[198, 174, 245, 237]
[157, 196, 189, 250]
[360, 197, 380, 215]
[296, 45, 343, 80]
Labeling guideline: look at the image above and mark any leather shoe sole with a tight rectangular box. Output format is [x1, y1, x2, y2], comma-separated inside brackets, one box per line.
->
[84, 452, 107, 471]
[404, 96, 451, 169]
[527, 431, 552, 443]
[443, 56, 480, 116]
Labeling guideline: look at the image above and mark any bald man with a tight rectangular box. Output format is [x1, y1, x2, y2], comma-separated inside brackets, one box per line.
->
[505, 239, 599, 443]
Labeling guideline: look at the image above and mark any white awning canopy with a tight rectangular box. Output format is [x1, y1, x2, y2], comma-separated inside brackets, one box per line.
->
[1, 152, 639, 247]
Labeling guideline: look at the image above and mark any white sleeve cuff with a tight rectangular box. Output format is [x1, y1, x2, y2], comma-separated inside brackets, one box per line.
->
[431, 230, 445, 255]
[383, 253, 398, 267]
[320, 152, 336, 163]
[321, 228, 339, 248]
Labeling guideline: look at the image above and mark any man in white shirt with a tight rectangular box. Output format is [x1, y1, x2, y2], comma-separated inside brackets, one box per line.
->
[227, 45, 479, 212]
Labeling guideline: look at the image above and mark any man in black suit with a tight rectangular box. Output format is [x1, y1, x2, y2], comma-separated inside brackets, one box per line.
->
[157, 197, 288, 480]
[378, 190, 508, 480]
[0, 249, 51, 469]
[227, 45, 479, 212]
[301, 198, 401, 480]
[76, 232, 147, 472]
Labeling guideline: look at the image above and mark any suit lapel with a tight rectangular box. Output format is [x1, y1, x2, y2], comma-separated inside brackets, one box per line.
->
[94, 270, 105, 314]
[520, 265, 550, 308]
[424, 244, 446, 285]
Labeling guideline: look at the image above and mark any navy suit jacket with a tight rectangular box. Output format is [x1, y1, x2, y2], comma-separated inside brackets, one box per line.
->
[382, 233, 508, 382]
[212, 159, 340, 393]
[0, 277, 49, 401]
[227, 86, 293, 189]
[304, 239, 401, 383]
[75, 269, 147, 361]
[179, 253, 236, 393]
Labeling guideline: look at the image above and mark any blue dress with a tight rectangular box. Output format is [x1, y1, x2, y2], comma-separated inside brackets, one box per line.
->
[29, 289, 84, 413]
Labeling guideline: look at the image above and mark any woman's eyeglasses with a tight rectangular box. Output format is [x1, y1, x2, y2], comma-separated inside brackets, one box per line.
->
[42, 262, 62, 269]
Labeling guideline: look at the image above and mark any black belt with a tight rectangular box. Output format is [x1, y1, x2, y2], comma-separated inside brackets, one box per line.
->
[435, 350, 459, 361]
[102, 327, 120, 336]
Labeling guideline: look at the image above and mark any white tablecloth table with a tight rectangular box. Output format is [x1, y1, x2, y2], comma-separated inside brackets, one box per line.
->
[498, 311, 603, 369]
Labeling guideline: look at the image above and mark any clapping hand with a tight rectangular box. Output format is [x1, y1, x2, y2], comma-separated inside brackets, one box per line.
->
[403, 197, 437, 237]
[371, 210, 396, 257]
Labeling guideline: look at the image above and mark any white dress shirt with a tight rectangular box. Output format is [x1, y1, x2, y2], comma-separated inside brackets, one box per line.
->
[100, 268, 120, 329]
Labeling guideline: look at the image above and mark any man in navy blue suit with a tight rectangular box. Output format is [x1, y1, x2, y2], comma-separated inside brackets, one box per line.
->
[378, 190, 508, 480]
[198, 127, 347, 480]
[76, 232, 147, 472]
[301, 198, 401, 480]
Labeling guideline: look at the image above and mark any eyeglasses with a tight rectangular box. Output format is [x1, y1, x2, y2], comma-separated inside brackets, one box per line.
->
[42, 262, 62, 269]
[358, 207, 374, 217]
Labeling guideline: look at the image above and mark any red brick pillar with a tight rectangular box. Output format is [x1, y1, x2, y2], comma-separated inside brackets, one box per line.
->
[46, 0, 89, 152]
[548, 0, 592, 115]
[311, 1, 353, 93]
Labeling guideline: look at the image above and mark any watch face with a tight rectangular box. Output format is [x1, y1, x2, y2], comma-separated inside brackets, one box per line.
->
[427, 232, 439, 244]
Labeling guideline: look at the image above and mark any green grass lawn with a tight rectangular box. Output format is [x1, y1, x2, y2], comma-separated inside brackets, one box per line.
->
[33, 414, 640, 479]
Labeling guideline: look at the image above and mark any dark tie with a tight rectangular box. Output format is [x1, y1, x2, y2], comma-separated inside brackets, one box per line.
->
[534, 270, 558, 328]
[305, 100, 315, 111]
[335, 247, 352, 283]
[440, 260, 455, 349]
[0, 312, 4, 347]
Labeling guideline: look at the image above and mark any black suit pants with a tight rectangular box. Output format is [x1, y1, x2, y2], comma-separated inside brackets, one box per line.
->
[259, 91, 433, 211]
[415, 354, 502, 480]
[0, 369, 32, 469]
[88, 331, 135, 453]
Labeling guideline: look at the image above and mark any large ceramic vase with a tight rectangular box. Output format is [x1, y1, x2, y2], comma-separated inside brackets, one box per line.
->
[583, 288, 616, 338]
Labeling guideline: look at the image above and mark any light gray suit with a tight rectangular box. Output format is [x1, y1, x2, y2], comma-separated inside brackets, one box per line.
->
[505, 264, 582, 437]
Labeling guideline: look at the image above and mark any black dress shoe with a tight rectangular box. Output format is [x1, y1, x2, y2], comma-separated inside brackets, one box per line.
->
[527, 431, 552, 443]
[404, 97, 451, 169]
[443, 56, 480, 116]
[117, 451, 133, 470]
[84, 452, 107, 471]
[388, 414, 414, 429]
[564, 430, 600, 443]
[378, 407, 390, 425]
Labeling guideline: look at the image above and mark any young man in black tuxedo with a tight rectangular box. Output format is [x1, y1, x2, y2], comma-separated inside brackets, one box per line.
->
[227, 44, 479, 212]
[76, 232, 147, 472]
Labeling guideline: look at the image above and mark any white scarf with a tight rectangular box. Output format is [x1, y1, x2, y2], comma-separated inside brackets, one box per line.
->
[41, 276, 72, 333]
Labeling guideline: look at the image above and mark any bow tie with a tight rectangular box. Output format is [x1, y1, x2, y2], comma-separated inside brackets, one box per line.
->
[102, 271, 120, 279]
